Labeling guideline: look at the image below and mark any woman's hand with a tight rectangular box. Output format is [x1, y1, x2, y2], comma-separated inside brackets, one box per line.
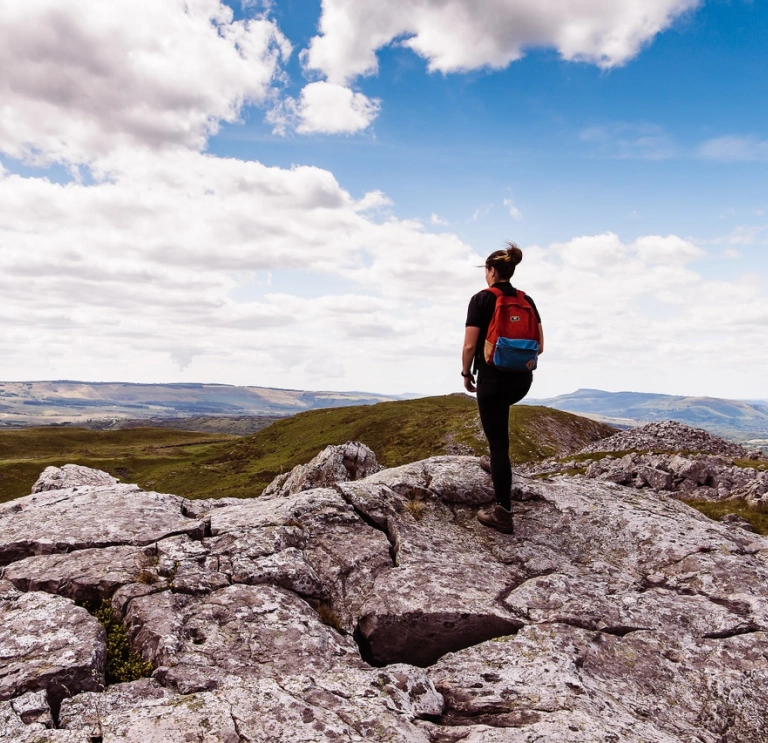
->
[463, 373, 476, 393]
[462, 326, 480, 393]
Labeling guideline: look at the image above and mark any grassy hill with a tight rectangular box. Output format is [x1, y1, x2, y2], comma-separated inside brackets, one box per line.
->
[0, 395, 615, 503]
[0, 380, 410, 426]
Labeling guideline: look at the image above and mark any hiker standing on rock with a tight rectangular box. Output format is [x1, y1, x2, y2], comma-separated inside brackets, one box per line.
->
[461, 243, 543, 533]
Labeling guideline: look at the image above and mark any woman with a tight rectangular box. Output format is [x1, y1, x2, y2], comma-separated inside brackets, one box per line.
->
[461, 243, 543, 533]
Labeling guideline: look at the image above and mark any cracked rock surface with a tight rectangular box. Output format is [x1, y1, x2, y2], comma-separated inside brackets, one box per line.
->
[2, 448, 768, 742]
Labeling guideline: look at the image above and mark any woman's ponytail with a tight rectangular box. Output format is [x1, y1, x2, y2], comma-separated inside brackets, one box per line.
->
[485, 241, 523, 280]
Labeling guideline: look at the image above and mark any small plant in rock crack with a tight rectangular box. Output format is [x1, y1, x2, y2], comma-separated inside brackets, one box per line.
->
[134, 568, 158, 584]
[404, 491, 427, 520]
[316, 601, 344, 632]
[93, 600, 153, 684]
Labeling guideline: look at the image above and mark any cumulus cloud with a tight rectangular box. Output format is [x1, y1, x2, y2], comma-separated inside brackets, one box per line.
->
[304, 0, 701, 84]
[0, 152, 480, 391]
[519, 232, 768, 396]
[0, 0, 290, 164]
[3, 153, 767, 398]
[269, 82, 380, 135]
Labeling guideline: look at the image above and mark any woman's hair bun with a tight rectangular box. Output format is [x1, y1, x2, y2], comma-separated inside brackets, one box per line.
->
[505, 241, 523, 266]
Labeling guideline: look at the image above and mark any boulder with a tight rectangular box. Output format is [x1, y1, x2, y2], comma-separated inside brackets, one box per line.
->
[2, 545, 148, 605]
[636, 464, 674, 490]
[262, 441, 382, 497]
[123, 583, 365, 693]
[31, 464, 118, 493]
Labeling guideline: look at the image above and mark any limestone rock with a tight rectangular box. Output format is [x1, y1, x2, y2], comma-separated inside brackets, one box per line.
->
[360, 455, 495, 506]
[0, 589, 105, 709]
[10, 690, 54, 728]
[2, 545, 147, 605]
[31, 464, 118, 493]
[262, 441, 382, 497]
[59, 674, 436, 742]
[2, 455, 768, 742]
[123, 584, 365, 693]
[0, 484, 204, 566]
[209, 487, 393, 632]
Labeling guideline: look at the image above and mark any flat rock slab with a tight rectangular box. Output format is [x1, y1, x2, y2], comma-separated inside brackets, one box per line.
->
[428, 623, 768, 742]
[0, 588, 105, 707]
[124, 584, 365, 693]
[2, 546, 147, 605]
[0, 485, 204, 565]
[59, 673, 439, 742]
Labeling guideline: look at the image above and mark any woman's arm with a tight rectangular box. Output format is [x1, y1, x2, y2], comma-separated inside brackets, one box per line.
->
[462, 326, 480, 392]
[538, 324, 544, 355]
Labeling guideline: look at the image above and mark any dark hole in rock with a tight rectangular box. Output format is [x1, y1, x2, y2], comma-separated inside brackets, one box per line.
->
[356, 612, 523, 667]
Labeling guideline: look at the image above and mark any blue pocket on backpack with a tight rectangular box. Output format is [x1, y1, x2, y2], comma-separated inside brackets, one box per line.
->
[493, 338, 539, 372]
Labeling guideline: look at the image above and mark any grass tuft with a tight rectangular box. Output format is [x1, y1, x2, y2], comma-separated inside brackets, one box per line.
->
[684, 498, 768, 536]
[316, 601, 344, 633]
[404, 491, 427, 520]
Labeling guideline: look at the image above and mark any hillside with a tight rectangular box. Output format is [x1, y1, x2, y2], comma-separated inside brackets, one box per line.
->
[0, 395, 615, 503]
[0, 380, 410, 426]
[526, 388, 768, 445]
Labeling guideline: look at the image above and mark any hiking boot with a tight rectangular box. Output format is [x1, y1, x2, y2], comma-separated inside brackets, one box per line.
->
[478, 455, 491, 474]
[477, 504, 514, 534]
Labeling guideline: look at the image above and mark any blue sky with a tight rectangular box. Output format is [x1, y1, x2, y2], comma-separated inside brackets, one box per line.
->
[0, 0, 766, 402]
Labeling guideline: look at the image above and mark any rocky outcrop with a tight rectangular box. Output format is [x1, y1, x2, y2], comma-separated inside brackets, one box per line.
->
[578, 419, 749, 457]
[262, 440, 381, 497]
[0, 484, 204, 566]
[582, 451, 768, 504]
[31, 464, 119, 493]
[527, 450, 768, 506]
[2, 452, 768, 742]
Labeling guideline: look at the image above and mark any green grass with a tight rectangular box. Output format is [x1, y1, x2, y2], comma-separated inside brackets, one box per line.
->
[684, 499, 768, 536]
[0, 427, 238, 503]
[0, 396, 616, 503]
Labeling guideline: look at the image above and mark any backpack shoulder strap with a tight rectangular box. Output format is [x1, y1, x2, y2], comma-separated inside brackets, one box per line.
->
[486, 286, 504, 298]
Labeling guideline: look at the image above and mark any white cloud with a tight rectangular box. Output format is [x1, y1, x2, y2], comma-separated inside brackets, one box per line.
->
[724, 248, 742, 259]
[519, 233, 768, 397]
[270, 82, 380, 135]
[698, 135, 768, 163]
[503, 198, 523, 220]
[430, 213, 449, 226]
[304, 0, 700, 84]
[0, 152, 481, 391]
[0, 0, 290, 164]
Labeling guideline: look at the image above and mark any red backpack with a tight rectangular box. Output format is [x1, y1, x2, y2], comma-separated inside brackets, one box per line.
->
[483, 287, 540, 372]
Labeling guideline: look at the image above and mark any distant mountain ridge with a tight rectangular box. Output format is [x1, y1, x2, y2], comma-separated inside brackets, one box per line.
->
[525, 388, 768, 445]
[0, 380, 413, 426]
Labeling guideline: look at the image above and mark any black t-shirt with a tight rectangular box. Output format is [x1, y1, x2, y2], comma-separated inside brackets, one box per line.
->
[465, 283, 542, 381]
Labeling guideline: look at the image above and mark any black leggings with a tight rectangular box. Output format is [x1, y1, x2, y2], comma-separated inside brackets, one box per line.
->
[476, 373, 533, 509]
